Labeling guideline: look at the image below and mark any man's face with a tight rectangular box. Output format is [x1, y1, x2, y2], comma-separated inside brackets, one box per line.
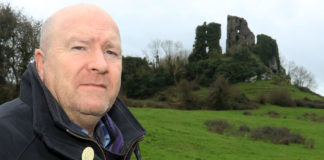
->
[39, 10, 122, 117]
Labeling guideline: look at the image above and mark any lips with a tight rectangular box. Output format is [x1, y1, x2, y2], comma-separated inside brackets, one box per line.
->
[80, 83, 107, 89]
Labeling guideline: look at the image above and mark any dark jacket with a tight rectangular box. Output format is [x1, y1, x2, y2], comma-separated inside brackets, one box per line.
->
[0, 63, 145, 160]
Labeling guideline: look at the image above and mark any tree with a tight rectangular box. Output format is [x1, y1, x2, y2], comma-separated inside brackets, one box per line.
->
[160, 40, 189, 84]
[286, 61, 317, 90]
[143, 39, 162, 70]
[205, 75, 231, 110]
[0, 3, 41, 103]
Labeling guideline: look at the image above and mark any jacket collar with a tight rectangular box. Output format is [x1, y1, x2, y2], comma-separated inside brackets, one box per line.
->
[19, 63, 145, 158]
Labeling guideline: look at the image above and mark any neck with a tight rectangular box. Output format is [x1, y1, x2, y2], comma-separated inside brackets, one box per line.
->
[66, 112, 100, 137]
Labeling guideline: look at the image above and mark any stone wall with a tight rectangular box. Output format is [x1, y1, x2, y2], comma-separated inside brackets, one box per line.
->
[226, 15, 255, 55]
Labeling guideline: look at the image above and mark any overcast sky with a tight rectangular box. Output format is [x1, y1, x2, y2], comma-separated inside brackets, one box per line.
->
[2, 0, 324, 95]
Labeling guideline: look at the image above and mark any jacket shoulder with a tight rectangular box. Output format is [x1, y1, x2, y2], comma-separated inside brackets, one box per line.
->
[0, 98, 35, 159]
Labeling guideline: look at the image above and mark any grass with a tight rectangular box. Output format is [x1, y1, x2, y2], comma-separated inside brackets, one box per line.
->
[234, 80, 323, 100]
[130, 105, 324, 160]
[191, 80, 324, 101]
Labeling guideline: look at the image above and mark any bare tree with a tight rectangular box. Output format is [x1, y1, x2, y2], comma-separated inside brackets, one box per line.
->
[145, 39, 162, 69]
[143, 39, 189, 83]
[286, 61, 317, 90]
[160, 40, 189, 84]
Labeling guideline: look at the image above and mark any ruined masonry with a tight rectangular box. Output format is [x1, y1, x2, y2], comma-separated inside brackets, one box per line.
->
[226, 15, 255, 55]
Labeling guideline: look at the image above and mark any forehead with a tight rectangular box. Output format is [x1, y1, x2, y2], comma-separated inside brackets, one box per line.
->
[51, 9, 121, 47]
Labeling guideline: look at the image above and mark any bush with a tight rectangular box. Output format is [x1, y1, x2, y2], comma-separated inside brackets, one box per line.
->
[295, 98, 324, 109]
[297, 112, 324, 122]
[266, 110, 280, 118]
[205, 120, 233, 134]
[304, 139, 315, 149]
[205, 75, 231, 110]
[144, 101, 171, 109]
[217, 47, 268, 83]
[178, 80, 201, 110]
[243, 111, 252, 116]
[268, 88, 295, 107]
[205, 120, 313, 148]
[157, 93, 168, 101]
[254, 92, 267, 104]
[239, 124, 251, 132]
[250, 126, 305, 145]
[205, 75, 257, 110]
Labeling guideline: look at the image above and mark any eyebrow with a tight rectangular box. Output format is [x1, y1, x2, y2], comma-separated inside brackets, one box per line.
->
[66, 36, 121, 54]
[67, 36, 94, 45]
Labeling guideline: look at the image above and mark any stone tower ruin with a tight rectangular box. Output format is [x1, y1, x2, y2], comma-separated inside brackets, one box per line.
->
[226, 15, 255, 55]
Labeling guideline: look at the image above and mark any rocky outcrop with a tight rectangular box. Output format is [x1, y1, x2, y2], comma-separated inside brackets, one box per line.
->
[226, 15, 255, 55]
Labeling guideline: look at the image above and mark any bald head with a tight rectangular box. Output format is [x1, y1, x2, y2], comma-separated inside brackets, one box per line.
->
[34, 3, 123, 134]
[40, 4, 120, 53]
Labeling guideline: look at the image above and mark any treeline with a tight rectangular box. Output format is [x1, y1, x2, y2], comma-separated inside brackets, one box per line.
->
[0, 3, 41, 104]
[120, 21, 318, 110]
[0, 3, 319, 110]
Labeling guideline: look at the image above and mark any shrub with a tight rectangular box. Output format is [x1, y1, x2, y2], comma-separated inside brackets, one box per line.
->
[239, 124, 251, 132]
[205, 75, 231, 110]
[178, 80, 201, 110]
[304, 139, 315, 149]
[205, 120, 233, 134]
[217, 47, 268, 83]
[121, 98, 144, 108]
[266, 110, 280, 118]
[157, 93, 168, 101]
[295, 98, 324, 109]
[205, 75, 257, 110]
[268, 88, 295, 107]
[144, 101, 171, 109]
[297, 112, 324, 122]
[255, 92, 267, 104]
[250, 126, 305, 145]
[243, 111, 252, 116]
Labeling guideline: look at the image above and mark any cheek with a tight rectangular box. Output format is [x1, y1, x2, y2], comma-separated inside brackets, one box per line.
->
[109, 61, 122, 77]
[108, 63, 122, 86]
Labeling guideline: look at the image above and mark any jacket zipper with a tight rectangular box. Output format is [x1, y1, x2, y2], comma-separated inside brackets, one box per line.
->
[66, 128, 144, 160]
[122, 136, 144, 160]
[66, 129, 106, 160]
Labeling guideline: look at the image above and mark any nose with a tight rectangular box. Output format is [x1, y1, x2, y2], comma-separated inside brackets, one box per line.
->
[87, 49, 108, 74]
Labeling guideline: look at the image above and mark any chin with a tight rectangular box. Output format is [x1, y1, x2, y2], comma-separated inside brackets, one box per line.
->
[77, 100, 111, 116]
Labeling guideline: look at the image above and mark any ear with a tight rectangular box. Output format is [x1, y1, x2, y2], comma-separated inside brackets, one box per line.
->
[34, 49, 45, 81]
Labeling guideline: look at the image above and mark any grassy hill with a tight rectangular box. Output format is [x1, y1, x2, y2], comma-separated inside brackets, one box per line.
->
[194, 80, 323, 100]
[234, 80, 323, 100]
[127, 80, 324, 159]
[130, 105, 324, 160]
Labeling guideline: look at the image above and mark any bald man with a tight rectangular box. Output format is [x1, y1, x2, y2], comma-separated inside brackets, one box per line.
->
[0, 4, 145, 160]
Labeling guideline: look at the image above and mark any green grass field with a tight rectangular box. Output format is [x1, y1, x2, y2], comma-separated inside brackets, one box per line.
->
[234, 80, 323, 100]
[130, 105, 324, 160]
[193, 80, 324, 102]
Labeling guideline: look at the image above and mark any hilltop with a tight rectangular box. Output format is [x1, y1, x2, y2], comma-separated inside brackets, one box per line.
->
[121, 15, 324, 160]
[121, 15, 321, 110]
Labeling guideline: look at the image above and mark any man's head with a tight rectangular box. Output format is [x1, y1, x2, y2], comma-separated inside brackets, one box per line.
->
[35, 4, 122, 120]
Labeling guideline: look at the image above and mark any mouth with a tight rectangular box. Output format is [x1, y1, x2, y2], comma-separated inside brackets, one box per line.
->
[80, 83, 107, 89]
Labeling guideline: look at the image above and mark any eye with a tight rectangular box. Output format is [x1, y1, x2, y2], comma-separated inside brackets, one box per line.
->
[72, 46, 85, 50]
[105, 50, 114, 55]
